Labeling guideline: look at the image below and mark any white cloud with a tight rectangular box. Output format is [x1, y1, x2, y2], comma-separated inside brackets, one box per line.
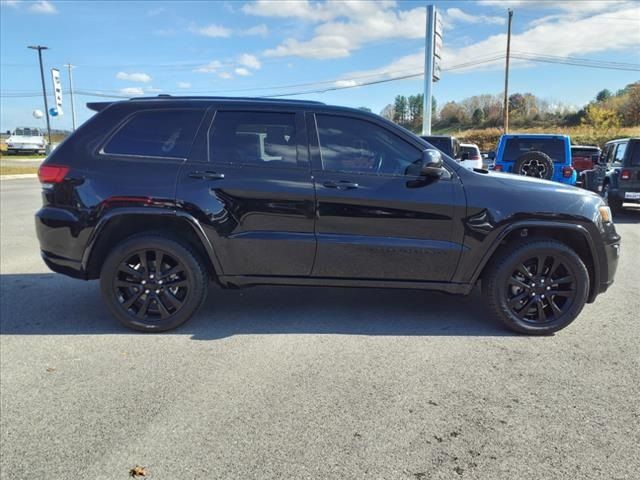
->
[478, 0, 633, 12]
[177, 81, 191, 89]
[120, 87, 145, 96]
[242, 0, 337, 22]
[243, 24, 269, 36]
[116, 71, 152, 83]
[237, 53, 261, 70]
[218, 71, 233, 80]
[261, 2, 426, 59]
[334, 79, 359, 88]
[2, 1, 21, 8]
[194, 60, 222, 73]
[333, 4, 640, 84]
[147, 7, 165, 16]
[189, 23, 232, 38]
[28, 0, 56, 14]
[234, 67, 251, 76]
[445, 7, 505, 26]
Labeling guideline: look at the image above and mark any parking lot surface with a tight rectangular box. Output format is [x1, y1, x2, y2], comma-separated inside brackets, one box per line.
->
[1, 178, 639, 479]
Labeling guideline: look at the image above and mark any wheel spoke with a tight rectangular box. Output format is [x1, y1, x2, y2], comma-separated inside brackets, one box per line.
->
[535, 298, 547, 322]
[138, 251, 148, 274]
[548, 290, 573, 298]
[119, 264, 143, 279]
[122, 290, 143, 309]
[154, 294, 171, 319]
[547, 257, 557, 278]
[552, 275, 572, 285]
[165, 279, 188, 289]
[517, 296, 536, 313]
[160, 290, 182, 310]
[160, 265, 183, 280]
[508, 277, 530, 290]
[115, 279, 140, 289]
[536, 255, 545, 277]
[136, 295, 152, 318]
[549, 297, 563, 317]
[517, 263, 533, 278]
[155, 250, 164, 275]
[508, 292, 528, 307]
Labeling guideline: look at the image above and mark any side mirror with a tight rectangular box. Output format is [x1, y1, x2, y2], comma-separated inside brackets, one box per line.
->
[5, 130, 10, 135]
[461, 152, 469, 161]
[487, 151, 496, 160]
[420, 149, 444, 177]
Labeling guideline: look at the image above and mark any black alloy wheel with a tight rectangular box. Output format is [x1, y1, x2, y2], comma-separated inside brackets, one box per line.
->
[505, 254, 576, 324]
[101, 234, 209, 332]
[520, 158, 549, 179]
[483, 240, 589, 335]
[114, 249, 189, 321]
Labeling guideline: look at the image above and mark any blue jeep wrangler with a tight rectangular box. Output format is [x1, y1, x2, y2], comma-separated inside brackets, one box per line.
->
[491, 134, 577, 185]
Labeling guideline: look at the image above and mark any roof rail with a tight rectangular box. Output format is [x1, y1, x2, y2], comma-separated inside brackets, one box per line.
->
[129, 95, 325, 105]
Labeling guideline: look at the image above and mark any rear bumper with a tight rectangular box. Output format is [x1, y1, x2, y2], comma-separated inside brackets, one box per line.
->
[609, 187, 640, 203]
[35, 207, 89, 279]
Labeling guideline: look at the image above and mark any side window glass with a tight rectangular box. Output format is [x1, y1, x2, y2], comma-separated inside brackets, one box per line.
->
[209, 111, 300, 168]
[104, 109, 204, 158]
[613, 143, 627, 165]
[315, 114, 422, 176]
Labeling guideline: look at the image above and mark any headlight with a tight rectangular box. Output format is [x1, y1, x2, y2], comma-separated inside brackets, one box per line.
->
[599, 205, 612, 223]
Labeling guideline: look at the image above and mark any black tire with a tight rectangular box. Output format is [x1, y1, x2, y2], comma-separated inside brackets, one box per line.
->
[482, 239, 589, 335]
[602, 182, 623, 213]
[513, 151, 554, 180]
[100, 233, 209, 332]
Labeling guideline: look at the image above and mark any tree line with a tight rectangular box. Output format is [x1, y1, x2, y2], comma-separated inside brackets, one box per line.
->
[379, 82, 639, 132]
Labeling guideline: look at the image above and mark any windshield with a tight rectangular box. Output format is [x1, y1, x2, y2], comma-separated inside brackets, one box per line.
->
[503, 138, 566, 162]
[13, 128, 39, 136]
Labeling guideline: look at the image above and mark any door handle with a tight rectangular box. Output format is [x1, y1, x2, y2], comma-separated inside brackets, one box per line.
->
[188, 171, 225, 180]
[323, 180, 359, 190]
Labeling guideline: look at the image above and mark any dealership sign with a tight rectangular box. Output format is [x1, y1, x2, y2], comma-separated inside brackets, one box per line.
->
[50, 68, 63, 116]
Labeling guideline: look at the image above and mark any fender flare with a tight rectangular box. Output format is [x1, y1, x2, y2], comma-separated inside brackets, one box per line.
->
[81, 207, 224, 278]
[469, 220, 601, 300]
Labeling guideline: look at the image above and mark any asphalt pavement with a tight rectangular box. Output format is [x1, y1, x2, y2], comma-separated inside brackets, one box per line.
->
[1, 178, 639, 480]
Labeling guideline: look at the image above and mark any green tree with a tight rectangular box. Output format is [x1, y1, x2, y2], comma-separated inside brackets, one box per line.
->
[358, 106, 372, 113]
[596, 89, 612, 103]
[472, 108, 484, 125]
[393, 95, 408, 124]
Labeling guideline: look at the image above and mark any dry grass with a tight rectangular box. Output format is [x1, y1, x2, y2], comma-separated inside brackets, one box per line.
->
[0, 165, 39, 176]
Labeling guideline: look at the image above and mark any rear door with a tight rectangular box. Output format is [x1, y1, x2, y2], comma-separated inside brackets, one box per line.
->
[176, 109, 316, 277]
[621, 141, 640, 197]
[309, 112, 464, 282]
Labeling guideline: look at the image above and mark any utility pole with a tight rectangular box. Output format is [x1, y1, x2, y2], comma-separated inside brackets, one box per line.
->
[422, 5, 436, 135]
[28, 45, 51, 144]
[64, 63, 77, 130]
[503, 9, 513, 134]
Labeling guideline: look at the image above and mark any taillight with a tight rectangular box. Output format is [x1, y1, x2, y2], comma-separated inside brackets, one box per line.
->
[562, 166, 574, 178]
[620, 169, 631, 180]
[493, 164, 503, 172]
[38, 164, 69, 184]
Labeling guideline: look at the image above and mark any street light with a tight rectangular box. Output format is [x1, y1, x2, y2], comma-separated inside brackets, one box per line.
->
[27, 45, 52, 144]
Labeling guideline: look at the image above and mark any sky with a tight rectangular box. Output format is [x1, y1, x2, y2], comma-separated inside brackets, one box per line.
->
[1, 0, 639, 132]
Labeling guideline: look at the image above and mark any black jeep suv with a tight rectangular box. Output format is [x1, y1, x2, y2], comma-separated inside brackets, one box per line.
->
[36, 96, 620, 335]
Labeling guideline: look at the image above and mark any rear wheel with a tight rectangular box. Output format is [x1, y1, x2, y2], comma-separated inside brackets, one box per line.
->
[100, 234, 209, 332]
[483, 240, 589, 335]
[602, 182, 623, 213]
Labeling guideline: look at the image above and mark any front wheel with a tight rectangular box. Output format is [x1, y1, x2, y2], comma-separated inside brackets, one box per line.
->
[483, 240, 589, 335]
[100, 234, 209, 332]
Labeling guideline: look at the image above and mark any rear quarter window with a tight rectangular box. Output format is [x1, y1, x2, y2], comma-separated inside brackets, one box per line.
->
[629, 142, 640, 166]
[103, 109, 204, 158]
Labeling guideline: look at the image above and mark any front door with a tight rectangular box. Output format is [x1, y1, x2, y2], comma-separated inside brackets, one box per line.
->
[309, 113, 464, 282]
[176, 109, 316, 277]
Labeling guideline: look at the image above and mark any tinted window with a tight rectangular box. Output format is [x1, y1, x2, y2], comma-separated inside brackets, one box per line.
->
[422, 136, 453, 157]
[613, 143, 627, 164]
[104, 109, 204, 158]
[630, 142, 640, 166]
[571, 148, 599, 157]
[503, 138, 566, 162]
[316, 115, 422, 176]
[210, 111, 299, 168]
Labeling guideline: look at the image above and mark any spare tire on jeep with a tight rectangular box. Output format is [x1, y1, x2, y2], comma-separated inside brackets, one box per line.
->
[514, 151, 554, 180]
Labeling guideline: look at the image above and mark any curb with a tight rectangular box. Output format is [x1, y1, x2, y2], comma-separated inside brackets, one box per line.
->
[0, 174, 38, 180]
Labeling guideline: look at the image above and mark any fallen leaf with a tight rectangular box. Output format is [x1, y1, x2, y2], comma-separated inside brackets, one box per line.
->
[129, 465, 147, 477]
[46, 367, 56, 373]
